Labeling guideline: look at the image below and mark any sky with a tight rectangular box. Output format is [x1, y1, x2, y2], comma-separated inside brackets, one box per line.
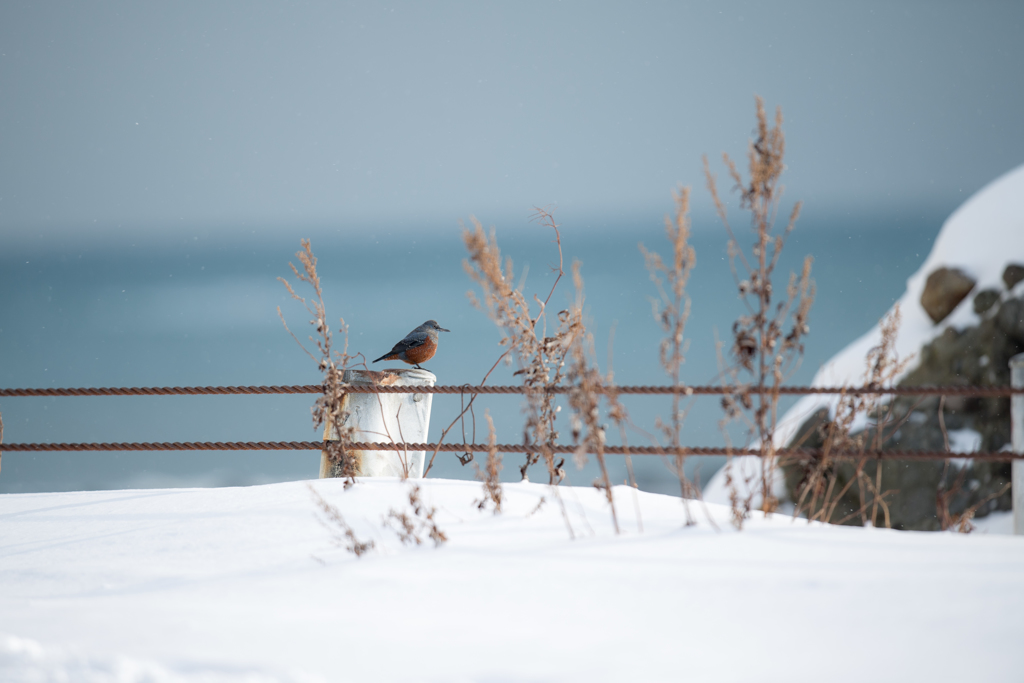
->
[1, 0, 1023, 246]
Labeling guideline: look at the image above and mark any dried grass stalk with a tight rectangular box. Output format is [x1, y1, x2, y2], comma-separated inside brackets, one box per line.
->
[791, 307, 908, 526]
[474, 411, 504, 513]
[462, 210, 582, 485]
[565, 262, 621, 533]
[705, 97, 815, 528]
[385, 484, 448, 547]
[640, 186, 698, 524]
[935, 394, 1012, 533]
[278, 239, 360, 481]
[308, 484, 375, 557]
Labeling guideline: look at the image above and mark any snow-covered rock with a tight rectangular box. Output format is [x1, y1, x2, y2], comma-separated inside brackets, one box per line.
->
[705, 162, 1024, 507]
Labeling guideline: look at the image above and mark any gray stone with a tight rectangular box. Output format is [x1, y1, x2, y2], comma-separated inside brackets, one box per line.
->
[970, 290, 1003, 317]
[973, 289, 1001, 315]
[920, 267, 976, 324]
[997, 298, 1024, 342]
[1003, 263, 1024, 290]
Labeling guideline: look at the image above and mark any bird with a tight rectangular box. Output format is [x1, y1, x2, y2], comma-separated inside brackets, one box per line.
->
[372, 320, 450, 370]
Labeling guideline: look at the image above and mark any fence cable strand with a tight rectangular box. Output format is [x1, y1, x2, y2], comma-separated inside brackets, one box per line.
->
[4, 382, 1020, 461]
[2, 384, 1022, 397]
[2, 441, 1021, 461]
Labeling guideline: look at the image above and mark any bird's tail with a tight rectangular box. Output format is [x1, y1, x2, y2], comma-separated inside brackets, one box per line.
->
[372, 354, 392, 364]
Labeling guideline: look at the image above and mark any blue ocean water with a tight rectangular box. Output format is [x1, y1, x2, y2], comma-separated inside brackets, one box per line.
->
[0, 208, 941, 495]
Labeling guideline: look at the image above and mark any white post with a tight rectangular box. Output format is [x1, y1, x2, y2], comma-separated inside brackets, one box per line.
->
[321, 368, 436, 479]
[1012, 353, 1024, 535]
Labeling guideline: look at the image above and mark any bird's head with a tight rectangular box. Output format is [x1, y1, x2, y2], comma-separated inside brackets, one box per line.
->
[423, 320, 450, 333]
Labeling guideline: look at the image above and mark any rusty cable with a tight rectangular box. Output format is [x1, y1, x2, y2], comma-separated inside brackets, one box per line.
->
[1, 384, 1021, 397]
[3, 384, 1019, 463]
[0, 385, 322, 397]
[2, 440, 1021, 461]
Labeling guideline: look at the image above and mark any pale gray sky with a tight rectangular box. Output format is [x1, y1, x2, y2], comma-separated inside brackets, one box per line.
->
[1, 1, 1022, 242]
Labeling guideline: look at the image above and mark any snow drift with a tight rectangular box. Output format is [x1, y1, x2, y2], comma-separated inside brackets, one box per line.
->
[2, 478, 1023, 682]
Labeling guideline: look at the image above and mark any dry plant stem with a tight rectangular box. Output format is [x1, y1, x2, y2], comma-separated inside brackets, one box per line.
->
[527, 497, 546, 517]
[564, 261, 635, 533]
[593, 448, 618, 531]
[614, 402, 644, 534]
[473, 412, 504, 513]
[792, 307, 908, 526]
[278, 239, 358, 477]
[832, 486, 895, 526]
[934, 394, 1002, 533]
[705, 98, 815, 528]
[308, 484, 375, 557]
[956, 482, 1012, 533]
[385, 484, 448, 547]
[423, 347, 512, 477]
[393, 404, 410, 479]
[461, 209, 580, 536]
[640, 186, 699, 525]
[605, 326, 644, 534]
[936, 395, 957, 529]
[871, 456, 885, 527]
[532, 206, 566, 313]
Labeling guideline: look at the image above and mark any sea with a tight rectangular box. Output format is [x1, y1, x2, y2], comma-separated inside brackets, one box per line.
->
[0, 207, 945, 495]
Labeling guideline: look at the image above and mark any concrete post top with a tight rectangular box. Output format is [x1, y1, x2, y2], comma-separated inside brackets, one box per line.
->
[1010, 352, 1024, 371]
[343, 368, 437, 386]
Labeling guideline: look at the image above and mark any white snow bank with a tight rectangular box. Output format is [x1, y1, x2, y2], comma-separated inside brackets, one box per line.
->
[0, 632, 317, 683]
[705, 162, 1024, 507]
[2, 478, 1024, 682]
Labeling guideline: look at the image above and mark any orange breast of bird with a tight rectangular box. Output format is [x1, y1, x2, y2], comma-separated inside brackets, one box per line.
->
[402, 337, 437, 364]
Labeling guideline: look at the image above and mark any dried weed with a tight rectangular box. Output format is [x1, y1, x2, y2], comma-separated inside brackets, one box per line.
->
[640, 186, 699, 524]
[935, 394, 1012, 533]
[705, 97, 815, 528]
[308, 484, 375, 558]
[385, 484, 448, 547]
[462, 209, 583, 485]
[473, 412, 504, 513]
[565, 262, 622, 533]
[278, 239, 361, 481]
[791, 307, 909, 526]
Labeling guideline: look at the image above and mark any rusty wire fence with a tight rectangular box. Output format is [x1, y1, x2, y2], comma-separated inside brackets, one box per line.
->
[2, 382, 1023, 462]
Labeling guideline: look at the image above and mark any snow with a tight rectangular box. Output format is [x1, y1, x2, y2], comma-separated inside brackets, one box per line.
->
[948, 428, 984, 454]
[3, 478, 1024, 682]
[972, 510, 1015, 535]
[705, 163, 1024, 509]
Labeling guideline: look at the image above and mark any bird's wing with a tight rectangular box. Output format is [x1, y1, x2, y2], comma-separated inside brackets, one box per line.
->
[388, 331, 428, 354]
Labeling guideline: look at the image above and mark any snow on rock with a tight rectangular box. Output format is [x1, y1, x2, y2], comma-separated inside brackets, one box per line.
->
[705, 163, 1024, 509]
[2, 478, 1024, 682]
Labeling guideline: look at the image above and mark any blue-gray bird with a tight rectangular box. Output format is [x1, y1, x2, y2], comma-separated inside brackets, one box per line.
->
[372, 320, 450, 369]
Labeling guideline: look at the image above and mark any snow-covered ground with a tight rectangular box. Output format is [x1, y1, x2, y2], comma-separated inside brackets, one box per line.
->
[2, 477, 1023, 682]
[705, 162, 1024, 508]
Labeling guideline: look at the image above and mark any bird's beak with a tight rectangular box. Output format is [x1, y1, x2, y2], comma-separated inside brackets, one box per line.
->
[439, 326, 450, 333]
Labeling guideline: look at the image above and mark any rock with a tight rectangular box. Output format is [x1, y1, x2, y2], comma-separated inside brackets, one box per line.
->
[783, 294, 1024, 531]
[996, 297, 1024, 342]
[973, 289, 1000, 315]
[920, 267, 976, 323]
[1004, 263, 1024, 290]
